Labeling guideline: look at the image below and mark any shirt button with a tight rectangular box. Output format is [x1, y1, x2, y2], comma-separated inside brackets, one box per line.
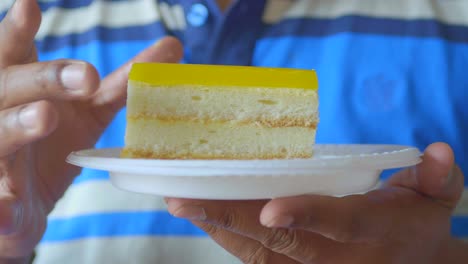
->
[187, 3, 209, 27]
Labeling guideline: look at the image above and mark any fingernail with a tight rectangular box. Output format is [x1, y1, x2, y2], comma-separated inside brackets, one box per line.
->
[165, 51, 176, 61]
[19, 105, 37, 129]
[409, 165, 419, 186]
[61, 63, 86, 90]
[263, 215, 294, 228]
[152, 39, 178, 61]
[172, 206, 206, 221]
[11, 0, 22, 21]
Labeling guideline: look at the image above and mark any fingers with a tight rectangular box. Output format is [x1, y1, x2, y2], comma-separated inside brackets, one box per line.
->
[0, 0, 41, 67]
[192, 221, 299, 264]
[167, 198, 339, 263]
[260, 188, 428, 243]
[386, 142, 464, 209]
[260, 183, 455, 245]
[260, 195, 377, 242]
[0, 198, 20, 235]
[167, 198, 267, 230]
[92, 36, 184, 108]
[0, 100, 58, 156]
[0, 60, 100, 110]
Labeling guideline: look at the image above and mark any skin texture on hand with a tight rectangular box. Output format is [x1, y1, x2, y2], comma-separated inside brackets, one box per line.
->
[167, 143, 467, 264]
[0, 0, 183, 261]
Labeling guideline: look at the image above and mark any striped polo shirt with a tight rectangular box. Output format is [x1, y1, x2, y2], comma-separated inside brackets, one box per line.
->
[1, 0, 467, 263]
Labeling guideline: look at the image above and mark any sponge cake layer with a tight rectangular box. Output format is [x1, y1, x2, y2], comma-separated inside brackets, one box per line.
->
[127, 81, 319, 127]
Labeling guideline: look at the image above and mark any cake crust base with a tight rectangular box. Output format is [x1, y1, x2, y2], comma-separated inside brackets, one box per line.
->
[121, 148, 312, 160]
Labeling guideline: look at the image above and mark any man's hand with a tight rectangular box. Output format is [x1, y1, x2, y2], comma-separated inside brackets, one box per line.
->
[0, 0, 183, 260]
[167, 143, 467, 264]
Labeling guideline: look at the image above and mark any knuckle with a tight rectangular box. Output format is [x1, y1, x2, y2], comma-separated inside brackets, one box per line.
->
[0, 106, 23, 138]
[243, 246, 270, 264]
[35, 62, 62, 93]
[29, 101, 56, 133]
[0, 116, 8, 136]
[0, 70, 9, 108]
[215, 208, 238, 230]
[0, 160, 10, 178]
[0, 49, 16, 68]
[0, 155, 15, 178]
[199, 222, 220, 237]
[1, 139, 24, 154]
[0, 63, 63, 110]
[0, 111, 27, 149]
[0, 102, 55, 154]
[261, 228, 301, 254]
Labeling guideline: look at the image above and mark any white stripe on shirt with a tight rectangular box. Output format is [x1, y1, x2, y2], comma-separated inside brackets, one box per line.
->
[0, 0, 13, 13]
[36, 0, 162, 40]
[49, 180, 167, 219]
[264, 0, 468, 26]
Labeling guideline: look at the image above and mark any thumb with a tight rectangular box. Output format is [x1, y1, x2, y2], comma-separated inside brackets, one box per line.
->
[386, 142, 464, 209]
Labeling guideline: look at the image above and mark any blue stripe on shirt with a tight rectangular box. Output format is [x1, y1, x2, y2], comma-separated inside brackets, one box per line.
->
[263, 16, 468, 44]
[42, 211, 207, 242]
[38, 0, 131, 12]
[41, 211, 468, 242]
[451, 216, 468, 237]
[38, 0, 94, 11]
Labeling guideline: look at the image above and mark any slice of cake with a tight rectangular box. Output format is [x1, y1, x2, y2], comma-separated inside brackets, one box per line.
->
[122, 63, 319, 159]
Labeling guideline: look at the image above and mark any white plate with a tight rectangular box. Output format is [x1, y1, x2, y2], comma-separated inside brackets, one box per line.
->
[66, 145, 422, 200]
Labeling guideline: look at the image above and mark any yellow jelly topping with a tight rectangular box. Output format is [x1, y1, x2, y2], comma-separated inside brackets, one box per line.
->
[129, 63, 318, 90]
